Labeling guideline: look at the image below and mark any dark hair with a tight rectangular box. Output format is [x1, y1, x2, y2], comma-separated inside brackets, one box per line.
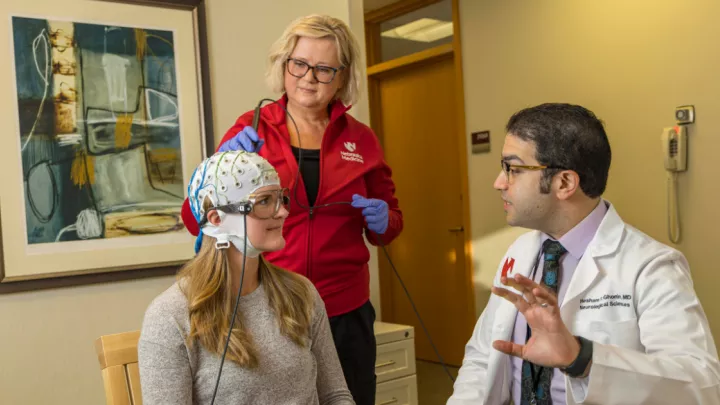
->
[506, 103, 611, 198]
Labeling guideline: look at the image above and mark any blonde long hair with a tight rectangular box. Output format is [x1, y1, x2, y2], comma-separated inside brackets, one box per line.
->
[266, 14, 362, 106]
[178, 234, 314, 368]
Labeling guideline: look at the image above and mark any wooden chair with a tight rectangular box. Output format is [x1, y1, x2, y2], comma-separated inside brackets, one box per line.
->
[95, 331, 143, 405]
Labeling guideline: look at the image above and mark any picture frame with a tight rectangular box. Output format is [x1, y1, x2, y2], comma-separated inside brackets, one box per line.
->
[0, 0, 214, 293]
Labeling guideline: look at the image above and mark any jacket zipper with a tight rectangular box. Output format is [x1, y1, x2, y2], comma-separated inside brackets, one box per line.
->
[306, 210, 313, 281]
[305, 122, 330, 282]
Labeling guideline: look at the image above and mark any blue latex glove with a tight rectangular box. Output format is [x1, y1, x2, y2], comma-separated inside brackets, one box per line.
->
[218, 126, 264, 152]
[351, 194, 389, 234]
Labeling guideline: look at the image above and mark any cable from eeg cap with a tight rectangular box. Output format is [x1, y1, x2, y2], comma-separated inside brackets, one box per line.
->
[252, 98, 351, 217]
[281, 99, 456, 382]
[375, 232, 456, 383]
[209, 214, 249, 405]
[249, 98, 279, 150]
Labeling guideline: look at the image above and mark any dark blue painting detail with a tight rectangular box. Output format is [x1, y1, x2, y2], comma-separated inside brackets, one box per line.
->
[12, 17, 185, 244]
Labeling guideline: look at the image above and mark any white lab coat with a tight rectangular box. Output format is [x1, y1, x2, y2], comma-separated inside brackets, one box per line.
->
[448, 202, 720, 405]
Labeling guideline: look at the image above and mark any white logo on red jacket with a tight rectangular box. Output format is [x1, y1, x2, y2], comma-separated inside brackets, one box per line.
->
[341, 142, 364, 164]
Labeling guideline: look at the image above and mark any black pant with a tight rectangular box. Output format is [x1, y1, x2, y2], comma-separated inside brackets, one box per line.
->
[329, 300, 377, 405]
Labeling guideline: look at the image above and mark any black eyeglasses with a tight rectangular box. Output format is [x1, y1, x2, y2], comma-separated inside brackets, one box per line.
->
[286, 58, 344, 84]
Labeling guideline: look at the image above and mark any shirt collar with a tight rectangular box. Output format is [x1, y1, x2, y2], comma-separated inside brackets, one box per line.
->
[542, 200, 608, 260]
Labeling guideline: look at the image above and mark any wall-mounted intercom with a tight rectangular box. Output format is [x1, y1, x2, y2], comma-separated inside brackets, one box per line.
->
[663, 106, 694, 245]
[661, 125, 687, 172]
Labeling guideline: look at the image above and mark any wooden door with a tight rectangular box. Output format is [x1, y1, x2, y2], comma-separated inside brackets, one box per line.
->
[373, 53, 473, 366]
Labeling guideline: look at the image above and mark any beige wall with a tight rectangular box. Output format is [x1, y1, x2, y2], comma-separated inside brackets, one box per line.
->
[0, 1, 372, 404]
[460, 0, 720, 339]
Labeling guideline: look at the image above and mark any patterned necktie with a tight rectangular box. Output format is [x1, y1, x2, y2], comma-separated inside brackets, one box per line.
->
[520, 239, 567, 405]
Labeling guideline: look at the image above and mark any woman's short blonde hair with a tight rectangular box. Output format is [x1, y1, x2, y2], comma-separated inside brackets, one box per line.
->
[266, 14, 362, 106]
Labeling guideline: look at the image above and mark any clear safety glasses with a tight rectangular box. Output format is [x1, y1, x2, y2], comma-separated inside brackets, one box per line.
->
[217, 187, 290, 219]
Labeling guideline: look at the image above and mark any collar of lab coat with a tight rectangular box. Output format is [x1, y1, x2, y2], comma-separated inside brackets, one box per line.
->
[585, 200, 624, 258]
[559, 199, 624, 309]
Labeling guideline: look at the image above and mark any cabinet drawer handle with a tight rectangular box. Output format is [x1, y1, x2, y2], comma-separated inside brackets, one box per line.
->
[375, 360, 396, 368]
[378, 398, 398, 405]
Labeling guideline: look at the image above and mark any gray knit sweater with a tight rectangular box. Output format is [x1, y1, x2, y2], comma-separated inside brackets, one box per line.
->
[138, 279, 355, 405]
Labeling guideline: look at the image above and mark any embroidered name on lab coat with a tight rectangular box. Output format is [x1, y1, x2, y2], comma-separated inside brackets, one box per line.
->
[579, 294, 633, 310]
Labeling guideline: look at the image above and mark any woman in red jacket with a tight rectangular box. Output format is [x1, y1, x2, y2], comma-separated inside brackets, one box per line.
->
[180, 14, 402, 405]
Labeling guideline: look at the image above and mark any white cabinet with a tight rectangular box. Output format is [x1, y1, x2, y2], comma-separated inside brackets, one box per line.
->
[374, 322, 418, 405]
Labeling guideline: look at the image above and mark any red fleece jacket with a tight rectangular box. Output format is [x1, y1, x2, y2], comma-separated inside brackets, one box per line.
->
[181, 95, 402, 317]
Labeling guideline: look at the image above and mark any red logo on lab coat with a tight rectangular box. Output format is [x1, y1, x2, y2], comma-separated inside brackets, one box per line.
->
[501, 257, 515, 278]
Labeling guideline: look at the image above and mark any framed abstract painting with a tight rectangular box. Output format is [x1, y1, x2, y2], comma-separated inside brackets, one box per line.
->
[0, 0, 213, 292]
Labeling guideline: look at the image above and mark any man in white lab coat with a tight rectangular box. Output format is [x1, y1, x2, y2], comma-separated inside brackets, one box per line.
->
[447, 103, 720, 405]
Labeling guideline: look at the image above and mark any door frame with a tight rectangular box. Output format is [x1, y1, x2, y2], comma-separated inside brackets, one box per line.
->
[365, 0, 476, 330]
